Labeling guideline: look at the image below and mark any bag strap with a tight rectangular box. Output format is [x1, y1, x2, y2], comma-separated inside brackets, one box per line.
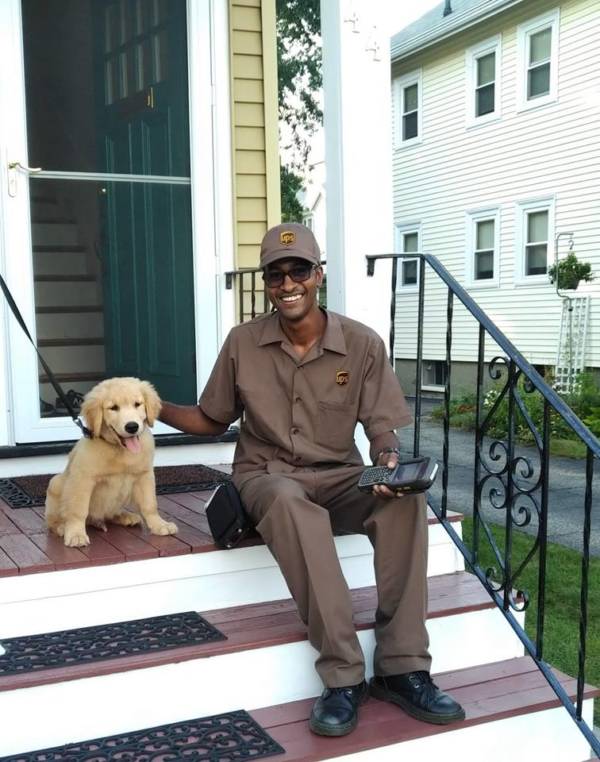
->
[0, 272, 92, 437]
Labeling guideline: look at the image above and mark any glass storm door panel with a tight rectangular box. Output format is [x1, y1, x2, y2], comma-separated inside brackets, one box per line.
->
[20, 0, 196, 423]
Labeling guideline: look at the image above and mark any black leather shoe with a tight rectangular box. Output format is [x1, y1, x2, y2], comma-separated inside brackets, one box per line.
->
[369, 671, 465, 725]
[309, 680, 368, 736]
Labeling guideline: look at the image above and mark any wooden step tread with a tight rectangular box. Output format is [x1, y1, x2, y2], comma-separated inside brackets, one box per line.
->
[0, 489, 459, 577]
[34, 275, 96, 283]
[32, 245, 85, 253]
[0, 571, 485, 692]
[36, 306, 102, 314]
[38, 338, 104, 348]
[250, 657, 600, 760]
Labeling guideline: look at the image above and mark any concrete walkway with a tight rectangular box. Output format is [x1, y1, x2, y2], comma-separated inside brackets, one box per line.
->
[399, 399, 600, 557]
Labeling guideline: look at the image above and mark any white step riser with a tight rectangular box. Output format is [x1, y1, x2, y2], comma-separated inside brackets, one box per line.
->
[36, 311, 104, 340]
[34, 281, 100, 307]
[34, 251, 90, 276]
[32, 223, 79, 247]
[335, 703, 595, 762]
[0, 608, 524, 757]
[0, 527, 463, 638]
[36, 344, 105, 375]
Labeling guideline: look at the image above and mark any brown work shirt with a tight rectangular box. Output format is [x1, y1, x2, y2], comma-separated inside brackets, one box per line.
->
[198, 310, 412, 484]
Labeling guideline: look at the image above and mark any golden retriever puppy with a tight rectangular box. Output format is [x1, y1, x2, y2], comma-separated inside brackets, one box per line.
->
[45, 377, 177, 547]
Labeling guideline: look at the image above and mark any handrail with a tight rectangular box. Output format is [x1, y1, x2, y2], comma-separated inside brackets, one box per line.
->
[366, 252, 600, 458]
[367, 251, 599, 756]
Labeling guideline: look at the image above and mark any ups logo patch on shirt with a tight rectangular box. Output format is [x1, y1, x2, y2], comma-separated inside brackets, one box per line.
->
[336, 370, 350, 385]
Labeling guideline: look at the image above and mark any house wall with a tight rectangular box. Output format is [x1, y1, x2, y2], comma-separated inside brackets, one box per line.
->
[391, 0, 600, 370]
[230, 0, 281, 269]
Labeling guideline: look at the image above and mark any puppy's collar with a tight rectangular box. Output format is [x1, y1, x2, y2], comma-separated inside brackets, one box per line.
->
[75, 417, 93, 439]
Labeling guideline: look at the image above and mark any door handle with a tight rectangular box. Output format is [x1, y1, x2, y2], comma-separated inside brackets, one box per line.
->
[7, 160, 42, 197]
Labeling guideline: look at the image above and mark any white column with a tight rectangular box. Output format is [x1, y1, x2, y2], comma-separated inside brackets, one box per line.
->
[321, 0, 394, 345]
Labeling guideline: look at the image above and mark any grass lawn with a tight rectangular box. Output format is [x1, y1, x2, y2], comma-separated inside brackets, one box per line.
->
[461, 516, 600, 727]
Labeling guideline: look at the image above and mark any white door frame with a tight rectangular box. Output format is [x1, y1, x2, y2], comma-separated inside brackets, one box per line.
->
[0, 0, 233, 446]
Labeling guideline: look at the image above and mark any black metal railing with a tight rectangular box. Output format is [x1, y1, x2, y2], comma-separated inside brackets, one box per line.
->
[367, 251, 599, 756]
[225, 262, 327, 322]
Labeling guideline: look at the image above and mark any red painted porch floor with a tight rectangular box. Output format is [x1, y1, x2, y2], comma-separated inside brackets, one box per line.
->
[0, 487, 460, 578]
[0, 489, 244, 577]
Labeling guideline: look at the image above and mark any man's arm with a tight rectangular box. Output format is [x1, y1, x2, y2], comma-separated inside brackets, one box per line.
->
[159, 402, 229, 436]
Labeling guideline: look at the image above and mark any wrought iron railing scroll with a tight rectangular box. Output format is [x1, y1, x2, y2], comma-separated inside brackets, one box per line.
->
[367, 251, 600, 757]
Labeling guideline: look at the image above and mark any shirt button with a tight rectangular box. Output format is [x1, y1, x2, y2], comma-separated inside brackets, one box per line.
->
[294, 455, 301, 461]
[291, 427, 299, 435]
[295, 397, 301, 403]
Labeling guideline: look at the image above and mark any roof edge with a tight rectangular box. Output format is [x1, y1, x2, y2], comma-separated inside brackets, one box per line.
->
[391, 0, 525, 63]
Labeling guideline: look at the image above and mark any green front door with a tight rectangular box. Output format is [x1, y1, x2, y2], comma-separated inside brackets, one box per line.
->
[96, 0, 196, 403]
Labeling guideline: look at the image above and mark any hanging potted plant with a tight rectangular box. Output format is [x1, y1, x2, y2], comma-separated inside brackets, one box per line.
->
[548, 252, 594, 291]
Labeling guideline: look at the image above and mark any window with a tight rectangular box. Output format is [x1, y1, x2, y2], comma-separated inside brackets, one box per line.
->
[394, 70, 422, 147]
[516, 197, 555, 281]
[422, 361, 447, 389]
[466, 36, 501, 125]
[517, 10, 559, 110]
[466, 208, 499, 286]
[395, 224, 421, 290]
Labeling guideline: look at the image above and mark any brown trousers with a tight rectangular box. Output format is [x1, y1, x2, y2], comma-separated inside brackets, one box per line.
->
[237, 465, 431, 687]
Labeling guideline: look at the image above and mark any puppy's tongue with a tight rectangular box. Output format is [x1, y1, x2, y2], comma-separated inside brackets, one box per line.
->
[123, 436, 141, 453]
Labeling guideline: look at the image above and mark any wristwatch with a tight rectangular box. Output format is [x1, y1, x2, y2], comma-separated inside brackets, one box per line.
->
[374, 446, 401, 465]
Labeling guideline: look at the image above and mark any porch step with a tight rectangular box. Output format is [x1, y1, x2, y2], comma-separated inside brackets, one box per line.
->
[0, 572, 514, 692]
[33, 250, 90, 276]
[0, 507, 464, 636]
[0, 575, 526, 757]
[32, 222, 80, 247]
[34, 343, 105, 375]
[0, 656, 595, 759]
[34, 311, 103, 340]
[34, 279, 100, 307]
[251, 658, 598, 761]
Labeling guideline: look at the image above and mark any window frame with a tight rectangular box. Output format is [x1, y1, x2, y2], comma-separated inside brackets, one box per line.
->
[394, 223, 421, 292]
[465, 35, 502, 127]
[393, 69, 423, 148]
[517, 9, 560, 112]
[515, 196, 556, 284]
[465, 207, 500, 288]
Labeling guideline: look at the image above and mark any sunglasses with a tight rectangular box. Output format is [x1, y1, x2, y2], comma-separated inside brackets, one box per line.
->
[262, 263, 318, 288]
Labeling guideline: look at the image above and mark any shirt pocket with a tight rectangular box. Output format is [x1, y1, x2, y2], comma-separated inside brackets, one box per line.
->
[315, 401, 356, 450]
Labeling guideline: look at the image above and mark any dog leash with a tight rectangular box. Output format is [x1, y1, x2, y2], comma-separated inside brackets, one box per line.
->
[0, 272, 92, 438]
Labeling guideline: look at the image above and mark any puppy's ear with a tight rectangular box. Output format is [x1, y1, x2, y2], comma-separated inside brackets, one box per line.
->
[81, 392, 103, 438]
[140, 381, 161, 427]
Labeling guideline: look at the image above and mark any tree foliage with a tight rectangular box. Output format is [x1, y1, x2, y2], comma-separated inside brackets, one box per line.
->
[276, 0, 322, 221]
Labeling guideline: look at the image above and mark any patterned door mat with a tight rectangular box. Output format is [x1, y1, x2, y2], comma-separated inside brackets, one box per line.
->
[0, 611, 226, 676]
[0, 465, 231, 509]
[0, 709, 285, 761]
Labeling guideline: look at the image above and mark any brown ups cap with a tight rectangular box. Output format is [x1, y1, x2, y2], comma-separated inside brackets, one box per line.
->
[260, 223, 321, 268]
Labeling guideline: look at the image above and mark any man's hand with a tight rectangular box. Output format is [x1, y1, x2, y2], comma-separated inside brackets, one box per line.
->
[372, 448, 406, 500]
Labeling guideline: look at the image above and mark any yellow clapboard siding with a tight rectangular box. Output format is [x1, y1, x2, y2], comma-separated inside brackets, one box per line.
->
[236, 149, 266, 174]
[235, 126, 266, 150]
[230, 0, 279, 278]
[234, 78, 264, 103]
[231, 5, 262, 31]
[238, 197, 268, 221]
[235, 101, 265, 127]
[237, 245, 261, 269]
[237, 174, 267, 198]
[233, 54, 263, 80]
[238, 221, 267, 245]
[232, 29, 262, 55]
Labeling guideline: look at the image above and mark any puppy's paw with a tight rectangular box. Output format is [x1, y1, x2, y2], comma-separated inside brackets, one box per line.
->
[149, 519, 178, 536]
[112, 511, 142, 527]
[64, 528, 90, 547]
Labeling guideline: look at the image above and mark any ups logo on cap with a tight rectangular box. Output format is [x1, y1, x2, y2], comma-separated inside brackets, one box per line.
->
[280, 230, 296, 246]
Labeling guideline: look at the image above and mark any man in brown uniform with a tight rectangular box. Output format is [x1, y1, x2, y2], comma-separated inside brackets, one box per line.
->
[159, 223, 464, 736]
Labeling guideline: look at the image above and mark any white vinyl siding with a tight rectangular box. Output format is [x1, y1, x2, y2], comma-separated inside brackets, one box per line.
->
[466, 35, 502, 126]
[391, 0, 600, 369]
[517, 8, 560, 110]
[393, 69, 422, 147]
